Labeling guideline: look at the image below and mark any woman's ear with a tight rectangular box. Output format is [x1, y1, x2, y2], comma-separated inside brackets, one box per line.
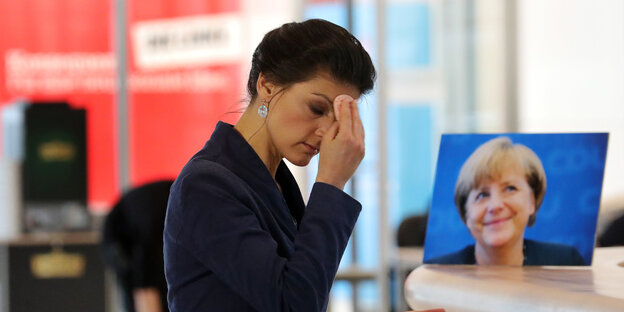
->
[256, 72, 276, 101]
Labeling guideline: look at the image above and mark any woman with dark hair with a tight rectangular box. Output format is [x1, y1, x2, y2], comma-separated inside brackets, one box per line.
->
[163, 19, 375, 311]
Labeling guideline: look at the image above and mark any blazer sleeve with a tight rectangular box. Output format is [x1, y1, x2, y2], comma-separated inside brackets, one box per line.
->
[166, 167, 361, 312]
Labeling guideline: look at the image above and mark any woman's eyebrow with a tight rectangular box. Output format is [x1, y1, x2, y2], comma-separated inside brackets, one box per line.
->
[312, 92, 332, 104]
[474, 185, 489, 191]
[500, 178, 521, 185]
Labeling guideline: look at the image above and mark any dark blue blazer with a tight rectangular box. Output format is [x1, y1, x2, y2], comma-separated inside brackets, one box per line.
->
[425, 239, 586, 266]
[164, 122, 361, 311]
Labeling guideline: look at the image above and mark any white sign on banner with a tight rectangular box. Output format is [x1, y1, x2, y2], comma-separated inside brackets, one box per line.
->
[132, 14, 243, 70]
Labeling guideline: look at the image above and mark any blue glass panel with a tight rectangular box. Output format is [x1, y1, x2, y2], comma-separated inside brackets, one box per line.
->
[357, 280, 379, 309]
[388, 104, 433, 226]
[387, 3, 431, 68]
[304, 2, 347, 27]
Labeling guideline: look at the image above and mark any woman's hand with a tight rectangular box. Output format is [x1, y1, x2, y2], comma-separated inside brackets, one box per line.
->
[315, 95, 365, 190]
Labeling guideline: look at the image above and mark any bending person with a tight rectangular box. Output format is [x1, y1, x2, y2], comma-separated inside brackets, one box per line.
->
[164, 19, 375, 311]
[102, 180, 174, 312]
[427, 137, 585, 266]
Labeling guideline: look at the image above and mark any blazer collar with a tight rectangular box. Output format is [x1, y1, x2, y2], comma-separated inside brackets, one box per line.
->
[201, 121, 305, 226]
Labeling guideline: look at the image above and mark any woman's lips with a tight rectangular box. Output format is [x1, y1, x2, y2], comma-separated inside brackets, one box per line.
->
[484, 216, 512, 226]
[303, 143, 319, 155]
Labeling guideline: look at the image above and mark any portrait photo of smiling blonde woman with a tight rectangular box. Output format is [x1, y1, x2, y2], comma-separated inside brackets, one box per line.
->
[423, 133, 608, 266]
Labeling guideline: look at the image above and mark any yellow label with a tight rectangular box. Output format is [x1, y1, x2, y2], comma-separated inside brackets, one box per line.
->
[30, 250, 86, 279]
[38, 141, 76, 161]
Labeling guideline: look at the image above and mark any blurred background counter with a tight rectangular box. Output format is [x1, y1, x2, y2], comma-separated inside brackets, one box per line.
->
[0, 232, 108, 312]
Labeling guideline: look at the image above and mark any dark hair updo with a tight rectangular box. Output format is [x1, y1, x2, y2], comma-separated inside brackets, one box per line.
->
[246, 19, 376, 101]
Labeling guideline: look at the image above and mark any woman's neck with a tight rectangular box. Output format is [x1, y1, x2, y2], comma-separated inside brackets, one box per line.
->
[474, 238, 525, 266]
[234, 105, 281, 178]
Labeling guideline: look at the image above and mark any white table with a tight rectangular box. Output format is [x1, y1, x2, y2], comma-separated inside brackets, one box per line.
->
[404, 247, 624, 312]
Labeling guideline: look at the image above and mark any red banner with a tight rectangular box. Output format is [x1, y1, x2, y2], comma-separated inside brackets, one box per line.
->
[0, 0, 243, 211]
[127, 0, 242, 186]
[0, 0, 117, 212]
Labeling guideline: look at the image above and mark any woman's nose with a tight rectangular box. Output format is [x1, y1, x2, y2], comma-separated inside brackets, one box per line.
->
[315, 116, 334, 137]
[487, 192, 504, 213]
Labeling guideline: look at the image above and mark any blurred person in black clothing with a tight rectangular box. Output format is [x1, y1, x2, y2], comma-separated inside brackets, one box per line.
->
[101, 180, 173, 312]
[599, 212, 624, 247]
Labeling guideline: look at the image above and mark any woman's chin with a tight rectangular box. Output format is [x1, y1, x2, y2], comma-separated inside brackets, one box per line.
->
[483, 234, 515, 248]
[285, 156, 312, 167]
[481, 226, 519, 247]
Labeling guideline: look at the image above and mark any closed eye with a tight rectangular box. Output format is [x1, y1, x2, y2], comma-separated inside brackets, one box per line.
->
[308, 104, 326, 116]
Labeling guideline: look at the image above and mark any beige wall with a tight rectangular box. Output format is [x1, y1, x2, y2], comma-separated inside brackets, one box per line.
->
[518, 0, 624, 206]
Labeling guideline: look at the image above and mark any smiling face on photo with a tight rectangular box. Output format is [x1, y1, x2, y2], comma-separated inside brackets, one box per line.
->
[464, 162, 536, 249]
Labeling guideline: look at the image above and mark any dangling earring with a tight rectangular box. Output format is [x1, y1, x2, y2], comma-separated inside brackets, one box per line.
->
[258, 99, 268, 118]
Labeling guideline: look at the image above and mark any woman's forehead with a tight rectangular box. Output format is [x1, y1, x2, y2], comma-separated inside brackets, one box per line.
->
[473, 156, 526, 186]
[296, 75, 360, 99]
